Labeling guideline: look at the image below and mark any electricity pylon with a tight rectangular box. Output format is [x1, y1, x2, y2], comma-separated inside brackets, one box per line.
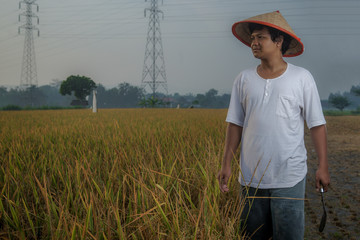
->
[18, 0, 40, 90]
[141, 0, 168, 98]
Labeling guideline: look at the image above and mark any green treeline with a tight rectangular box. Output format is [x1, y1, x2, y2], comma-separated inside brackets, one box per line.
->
[2, 82, 358, 111]
[324, 85, 360, 111]
[0, 83, 230, 109]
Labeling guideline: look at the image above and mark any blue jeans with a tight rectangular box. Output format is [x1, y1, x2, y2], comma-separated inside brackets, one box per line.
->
[240, 178, 305, 240]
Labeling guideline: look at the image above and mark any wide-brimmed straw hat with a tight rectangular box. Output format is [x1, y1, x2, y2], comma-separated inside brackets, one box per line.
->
[232, 11, 304, 57]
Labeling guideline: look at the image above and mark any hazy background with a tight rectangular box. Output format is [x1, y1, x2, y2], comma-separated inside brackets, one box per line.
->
[1, 0, 360, 100]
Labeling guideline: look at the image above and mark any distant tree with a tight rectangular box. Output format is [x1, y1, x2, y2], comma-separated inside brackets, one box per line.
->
[195, 93, 205, 106]
[139, 96, 164, 108]
[139, 97, 147, 108]
[60, 75, 96, 101]
[147, 96, 160, 108]
[350, 85, 360, 96]
[22, 85, 47, 107]
[118, 82, 145, 107]
[192, 100, 199, 105]
[195, 89, 219, 107]
[0, 87, 9, 108]
[328, 93, 351, 111]
[39, 85, 73, 106]
[206, 88, 218, 98]
[90, 83, 144, 108]
[0, 86, 7, 96]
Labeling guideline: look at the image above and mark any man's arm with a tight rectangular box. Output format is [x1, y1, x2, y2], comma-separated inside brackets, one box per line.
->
[310, 124, 330, 192]
[217, 123, 243, 193]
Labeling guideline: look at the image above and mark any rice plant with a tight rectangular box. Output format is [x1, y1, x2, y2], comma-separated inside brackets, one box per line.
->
[0, 109, 245, 239]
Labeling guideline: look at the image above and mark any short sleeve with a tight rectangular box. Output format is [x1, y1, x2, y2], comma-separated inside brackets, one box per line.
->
[302, 72, 326, 129]
[226, 77, 245, 127]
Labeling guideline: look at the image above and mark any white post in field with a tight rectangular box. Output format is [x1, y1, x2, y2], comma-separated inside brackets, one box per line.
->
[92, 89, 97, 113]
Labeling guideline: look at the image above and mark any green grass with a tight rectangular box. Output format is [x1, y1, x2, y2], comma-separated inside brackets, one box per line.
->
[0, 105, 86, 111]
[323, 110, 360, 116]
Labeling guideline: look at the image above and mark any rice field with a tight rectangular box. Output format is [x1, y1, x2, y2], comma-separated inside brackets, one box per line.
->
[0, 109, 244, 239]
[304, 116, 360, 240]
[0, 109, 359, 239]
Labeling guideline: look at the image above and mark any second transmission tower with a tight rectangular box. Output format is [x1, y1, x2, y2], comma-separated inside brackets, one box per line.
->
[141, 0, 168, 98]
[18, 0, 40, 90]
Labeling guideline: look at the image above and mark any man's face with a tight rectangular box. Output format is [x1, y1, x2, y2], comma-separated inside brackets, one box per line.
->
[250, 27, 281, 59]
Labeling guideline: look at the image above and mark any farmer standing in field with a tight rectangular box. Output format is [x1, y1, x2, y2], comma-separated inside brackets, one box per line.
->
[217, 11, 330, 239]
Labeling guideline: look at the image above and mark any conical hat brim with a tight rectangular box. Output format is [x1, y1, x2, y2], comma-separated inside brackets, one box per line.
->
[232, 11, 304, 57]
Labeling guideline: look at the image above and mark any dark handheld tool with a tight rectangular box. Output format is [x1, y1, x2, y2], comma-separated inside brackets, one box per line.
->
[319, 187, 327, 232]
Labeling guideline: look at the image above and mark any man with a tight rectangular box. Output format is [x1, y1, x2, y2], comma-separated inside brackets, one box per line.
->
[217, 11, 330, 239]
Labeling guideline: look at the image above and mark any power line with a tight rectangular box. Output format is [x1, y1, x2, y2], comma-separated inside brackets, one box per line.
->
[0, 0, 359, 82]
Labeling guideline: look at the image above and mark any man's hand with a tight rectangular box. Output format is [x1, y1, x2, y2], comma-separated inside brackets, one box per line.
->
[217, 167, 231, 193]
[217, 123, 243, 193]
[310, 124, 330, 192]
[218, 123, 242, 193]
[316, 166, 330, 192]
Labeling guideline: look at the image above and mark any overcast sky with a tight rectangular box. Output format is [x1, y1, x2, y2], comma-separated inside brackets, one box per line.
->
[1, 0, 360, 99]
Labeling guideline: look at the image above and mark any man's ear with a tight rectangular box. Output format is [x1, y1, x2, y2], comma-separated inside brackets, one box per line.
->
[275, 35, 284, 47]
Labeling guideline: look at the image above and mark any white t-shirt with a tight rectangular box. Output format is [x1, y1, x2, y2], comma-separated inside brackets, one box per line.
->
[226, 63, 326, 189]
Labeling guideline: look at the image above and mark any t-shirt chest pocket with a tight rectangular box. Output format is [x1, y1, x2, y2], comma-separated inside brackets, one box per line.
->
[276, 95, 299, 119]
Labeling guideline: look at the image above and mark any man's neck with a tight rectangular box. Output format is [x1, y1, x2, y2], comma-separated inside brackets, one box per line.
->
[257, 56, 287, 79]
[260, 56, 286, 71]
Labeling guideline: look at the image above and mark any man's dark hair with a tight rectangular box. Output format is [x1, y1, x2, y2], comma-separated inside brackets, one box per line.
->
[248, 23, 291, 55]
